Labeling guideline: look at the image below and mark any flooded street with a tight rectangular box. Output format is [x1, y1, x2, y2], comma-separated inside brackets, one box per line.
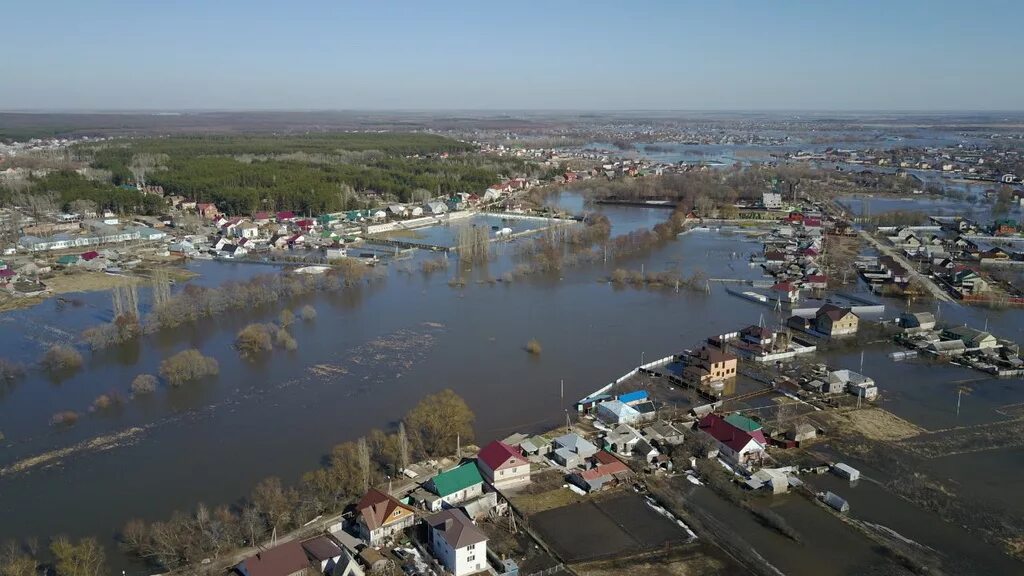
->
[1, 192, 1022, 574]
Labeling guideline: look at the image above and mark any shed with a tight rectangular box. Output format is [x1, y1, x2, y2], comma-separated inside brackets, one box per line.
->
[821, 491, 850, 513]
[831, 463, 860, 481]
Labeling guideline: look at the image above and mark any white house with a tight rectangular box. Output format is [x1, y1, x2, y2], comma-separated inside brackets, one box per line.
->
[425, 509, 488, 576]
[476, 440, 531, 490]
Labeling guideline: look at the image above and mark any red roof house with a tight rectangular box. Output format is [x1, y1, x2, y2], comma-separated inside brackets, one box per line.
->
[697, 414, 766, 466]
[476, 440, 531, 488]
[81, 251, 100, 261]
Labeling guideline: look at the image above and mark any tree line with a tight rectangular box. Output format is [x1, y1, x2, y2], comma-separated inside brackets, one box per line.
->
[70, 134, 536, 215]
[118, 389, 474, 572]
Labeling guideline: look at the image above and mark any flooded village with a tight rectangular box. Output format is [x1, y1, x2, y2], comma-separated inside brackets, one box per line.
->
[1, 114, 1024, 576]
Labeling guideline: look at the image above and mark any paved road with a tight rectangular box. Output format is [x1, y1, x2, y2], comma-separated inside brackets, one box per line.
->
[857, 229, 954, 303]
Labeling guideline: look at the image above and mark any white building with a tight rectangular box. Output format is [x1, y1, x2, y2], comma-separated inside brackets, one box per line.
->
[763, 192, 783, 210]
[425, 509, 488, 576]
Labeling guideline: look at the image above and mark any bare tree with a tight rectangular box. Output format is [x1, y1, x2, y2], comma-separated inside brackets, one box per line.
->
[398, 422, 409, 472]
[358, 437, 370, 493]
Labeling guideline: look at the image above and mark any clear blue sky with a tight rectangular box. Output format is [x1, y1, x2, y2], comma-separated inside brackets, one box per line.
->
[2, 0, 1021, 111]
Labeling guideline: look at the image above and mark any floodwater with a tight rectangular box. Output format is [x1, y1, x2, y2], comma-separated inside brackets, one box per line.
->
[1, 192, 1022, 574]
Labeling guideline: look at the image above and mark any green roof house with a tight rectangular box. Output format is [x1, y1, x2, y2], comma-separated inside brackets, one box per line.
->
[424, 462, 484, 511]
[724, 414, 762, 433]
[57, 254, 80, 266]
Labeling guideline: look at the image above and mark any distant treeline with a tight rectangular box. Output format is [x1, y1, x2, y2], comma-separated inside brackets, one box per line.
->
[72, 133, 534, 214]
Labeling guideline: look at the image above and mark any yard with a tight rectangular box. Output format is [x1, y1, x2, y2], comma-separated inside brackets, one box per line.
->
[528, 490, 690, 564]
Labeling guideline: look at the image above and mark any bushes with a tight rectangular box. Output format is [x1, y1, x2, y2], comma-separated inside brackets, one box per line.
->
[39, 344, 84, 376]
[50, 410, 80, 426]
[526, 339, 543, 355]
[91, 393, 123, 411]
[420, 258, 448, 274]
[158, 349, 219, 387]
[279, 308, 295, 327]
[300, 305, 317, 321]
[0, 358, 25, 384]
[235, 324, 274, 358]
[275, 328, 298, 351]
[131, 374, 158, 396]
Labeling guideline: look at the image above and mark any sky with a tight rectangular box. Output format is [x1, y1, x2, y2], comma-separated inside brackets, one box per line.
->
[2, 0, 1022, 111]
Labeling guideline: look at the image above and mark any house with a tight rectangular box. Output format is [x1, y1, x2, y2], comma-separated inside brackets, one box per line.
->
[354, 488, 416, 546]
[803, 274, 828, 290]
[787, 422, 817, 442]
[642, 422, 686, 447]
[770, 281, 800, 303]
[550, 433, 598, 468]
[387, 205, 408, 219]
[567, 451, 634, 492]
[424, 201, 448, 215]
[517, 435, 552, 457]
[828, 370, 878, 400]
[951, 268, 988, 294]
[300, 536, 352, 576]
[596, 399, 646, 425]
[814, 304, 859, 336]
[927, 339, 967, 356]
[898, 311, 936, 331]
[697, 414, 767, 467]
[684, 346, 738, 386]
[425, 462, 484, 511]
[942, 326, 998, 350]
[276, 211, 296, 222]
[81, 250, 100, 262]
[476, 440, 531, 489]
[425, 509, 488, 576]
[740, 325, 775, 347]
[196, 203, 219, 220]
[745, 468, 790, 494]
[56, 254, 80, 266]
[237, 222, 260, 240]
[603, 423, 642, 455]
[234, 541, 311, 576]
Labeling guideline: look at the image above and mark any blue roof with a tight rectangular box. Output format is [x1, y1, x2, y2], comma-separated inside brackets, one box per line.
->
[618, 390, 648, 404]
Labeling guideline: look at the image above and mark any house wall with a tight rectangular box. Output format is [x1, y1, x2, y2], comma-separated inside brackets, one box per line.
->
[429, 530, 487, 576]
[486, 462, 531, 489]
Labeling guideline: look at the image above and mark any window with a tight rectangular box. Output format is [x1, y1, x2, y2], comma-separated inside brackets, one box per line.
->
[467, 555, 475, 562]
[500, 470, 505, 476]
[466, 544, 475, 551]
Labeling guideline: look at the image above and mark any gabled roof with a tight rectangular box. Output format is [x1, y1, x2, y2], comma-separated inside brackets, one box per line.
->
[430, 462, 483, 497]
[234, 541, 310, 576]
[426, 509, 487, 549]
[301, 536, 342, 562]
[724, 414, 762, 433]
[477, 441, 526, 472]
[816, 303, 854, 322]
[698, 414, 766, 453]
[356, 488, 414, 531]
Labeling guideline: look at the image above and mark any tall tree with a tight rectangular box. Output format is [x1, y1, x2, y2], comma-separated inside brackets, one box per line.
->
[403, 389, 475, 457]
[49, 537, 105, 576]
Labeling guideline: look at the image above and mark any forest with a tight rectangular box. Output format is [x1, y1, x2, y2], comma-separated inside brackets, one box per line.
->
[73, 133, 532, 214]
[1, 133, 536, 217]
